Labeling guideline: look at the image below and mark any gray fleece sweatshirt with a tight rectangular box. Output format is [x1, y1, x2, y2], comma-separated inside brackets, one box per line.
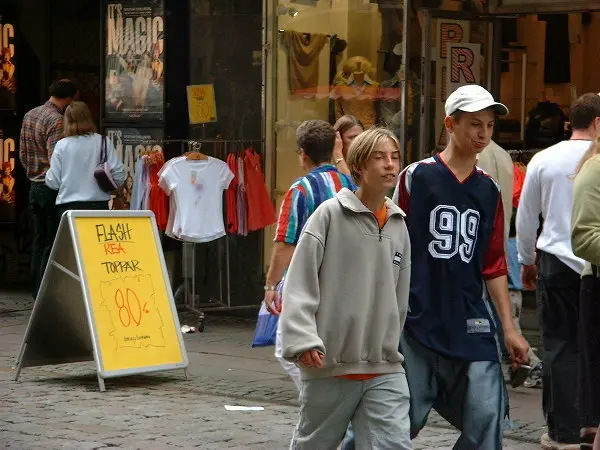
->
[279, 188, 411, 380]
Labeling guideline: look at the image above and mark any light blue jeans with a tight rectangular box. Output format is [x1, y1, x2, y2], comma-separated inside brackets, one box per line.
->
[290, 373, 411, 450]
[399, 334, 506, 450]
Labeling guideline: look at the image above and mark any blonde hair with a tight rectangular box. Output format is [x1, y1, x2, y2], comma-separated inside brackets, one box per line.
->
[333, 115, 364, 137]
[346, 128, 401, 184]
[63, 101, 97, 137]
[339, 56, 374, 79]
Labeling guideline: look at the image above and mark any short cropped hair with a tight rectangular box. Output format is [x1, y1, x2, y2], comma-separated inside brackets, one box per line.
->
[346, 128, 401, 184]
[49, 79, 78, 99]
[296, 120, 335, 165]
[569, 93, 600, 130]
[63, 101, 97, 137]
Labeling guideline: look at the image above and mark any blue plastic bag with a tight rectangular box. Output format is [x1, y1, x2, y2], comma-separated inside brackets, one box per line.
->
[251, 279, 283, 347]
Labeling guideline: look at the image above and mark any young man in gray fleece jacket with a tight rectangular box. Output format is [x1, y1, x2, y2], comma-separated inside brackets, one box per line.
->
[279, 128, 412, 450]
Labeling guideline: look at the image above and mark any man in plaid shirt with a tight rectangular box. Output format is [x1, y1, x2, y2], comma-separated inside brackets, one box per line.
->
[19, 79, 78, 297]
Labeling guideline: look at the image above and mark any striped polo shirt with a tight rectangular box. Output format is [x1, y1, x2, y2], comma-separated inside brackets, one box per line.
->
[275, 164, 356, 245]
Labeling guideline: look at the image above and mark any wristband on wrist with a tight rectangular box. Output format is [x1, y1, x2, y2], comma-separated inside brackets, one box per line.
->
[264, 284, 277, 292]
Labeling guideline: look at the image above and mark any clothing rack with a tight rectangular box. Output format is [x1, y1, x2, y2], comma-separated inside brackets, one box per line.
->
[278, 29, 332, 38]
[507, 149, 542, 154]
[128, 138, 266, 330]
[173, 139, 266, 329]
[507, 148, 543, 164]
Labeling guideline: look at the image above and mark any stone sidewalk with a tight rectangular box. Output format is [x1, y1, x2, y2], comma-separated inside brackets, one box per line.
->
[0, 291, 545, 449]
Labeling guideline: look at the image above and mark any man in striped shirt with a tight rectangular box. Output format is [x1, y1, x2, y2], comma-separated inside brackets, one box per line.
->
[19, 79, 78, 297]
[265, 120, 356, 314]
[263, 120, 355, 385]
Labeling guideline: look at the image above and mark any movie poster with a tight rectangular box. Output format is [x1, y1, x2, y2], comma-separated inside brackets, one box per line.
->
[0, 16, 16, 110]
[105, 127, 163, 210]
[105, 0, 164, 121]
[0, 129, 16, 222]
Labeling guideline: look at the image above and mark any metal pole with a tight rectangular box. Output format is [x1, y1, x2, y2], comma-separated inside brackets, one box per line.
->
[261, 0, 267, 159]
[419, 10, 432, 160]
[225, 139, 232, 308]
[225, 235, 231, 308]
[521, 52, 527, 144]
[14, 343, 27, 381]
[218, 238, 223, 305]
[97, 375, 106, 392]
[191, 243, 196, 310]
[490, 20, 503, 99]
[183, 242, 188, 307]
[399, 0, 411, 163]
[267, 0, 278, 200]
[486, 21, 494, 91]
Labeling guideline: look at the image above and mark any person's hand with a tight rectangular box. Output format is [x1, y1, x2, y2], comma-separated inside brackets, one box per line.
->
[521, 264, 537, 291]
[504, 328, 530, 368]
[333, 131, 344, 160]
[298, 349, 325, 369]
[264, 289, 281, 316]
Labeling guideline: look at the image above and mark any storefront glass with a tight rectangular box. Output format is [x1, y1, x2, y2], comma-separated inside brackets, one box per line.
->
[495, 13, 600, 154]
[270, 0, 423, 212]
[418, 11, 493, 154]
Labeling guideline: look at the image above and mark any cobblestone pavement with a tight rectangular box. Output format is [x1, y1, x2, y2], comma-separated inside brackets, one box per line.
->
[0, 292, 543, 449]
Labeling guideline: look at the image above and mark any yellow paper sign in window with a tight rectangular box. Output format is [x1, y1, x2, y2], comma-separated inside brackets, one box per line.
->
[186, 84, 217, 124]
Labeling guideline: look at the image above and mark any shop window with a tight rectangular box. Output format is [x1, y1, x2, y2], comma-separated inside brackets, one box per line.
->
[271, 0, 423, 202]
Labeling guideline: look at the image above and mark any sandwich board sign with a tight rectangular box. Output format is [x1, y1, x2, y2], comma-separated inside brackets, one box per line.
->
[14, 210, 188, 392]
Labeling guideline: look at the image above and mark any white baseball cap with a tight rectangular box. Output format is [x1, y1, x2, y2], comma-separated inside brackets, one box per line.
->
[445, 85, 509, 117]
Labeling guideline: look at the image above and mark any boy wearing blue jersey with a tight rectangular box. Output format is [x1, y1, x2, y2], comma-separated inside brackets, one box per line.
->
[393, 85, 530, 449]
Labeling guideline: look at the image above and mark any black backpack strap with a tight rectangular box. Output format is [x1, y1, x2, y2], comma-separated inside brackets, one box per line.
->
[593, 264, 599, 278]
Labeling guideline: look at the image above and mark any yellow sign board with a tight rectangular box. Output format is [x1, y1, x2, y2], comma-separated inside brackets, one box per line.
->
[14, 211, 188, 392]
[186, 84, 217, 124]
[75, 216, 185, 373]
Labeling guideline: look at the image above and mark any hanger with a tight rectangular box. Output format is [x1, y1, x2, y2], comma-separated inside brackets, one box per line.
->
[185, 151, 208, 160]
[185, 142, 208, 160]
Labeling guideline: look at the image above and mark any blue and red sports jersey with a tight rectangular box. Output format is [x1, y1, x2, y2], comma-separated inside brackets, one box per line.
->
[393, 154, 507, 362]
[275, 164, 356, 245]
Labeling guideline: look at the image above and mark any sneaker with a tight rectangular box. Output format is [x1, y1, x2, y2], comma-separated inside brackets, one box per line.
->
[523, 362, 543, 388]
[509, 363, 531, 388]
[540, 433, 580, 450]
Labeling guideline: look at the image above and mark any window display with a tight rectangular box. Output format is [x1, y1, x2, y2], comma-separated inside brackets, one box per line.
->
[0, 128, 16, 222]
[282, 30, 328, 97]
[105, 0, 164, 121]
[0, 15, 16, 111]
[331, 56, 378, 128]
[271, 0, 423, 216]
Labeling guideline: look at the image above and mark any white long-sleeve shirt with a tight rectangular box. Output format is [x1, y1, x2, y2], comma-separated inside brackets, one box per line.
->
[516, 140, 588, 274]
[45, 133, 126, 205]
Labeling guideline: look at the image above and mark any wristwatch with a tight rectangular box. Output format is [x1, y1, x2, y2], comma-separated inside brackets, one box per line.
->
[334, 157, 344, 165]
[264, 284, 277, 292]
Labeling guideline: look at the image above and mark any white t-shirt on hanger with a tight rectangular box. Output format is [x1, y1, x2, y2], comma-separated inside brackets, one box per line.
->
[159, 156, 234, 243]
[159, 156, 184, 240]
